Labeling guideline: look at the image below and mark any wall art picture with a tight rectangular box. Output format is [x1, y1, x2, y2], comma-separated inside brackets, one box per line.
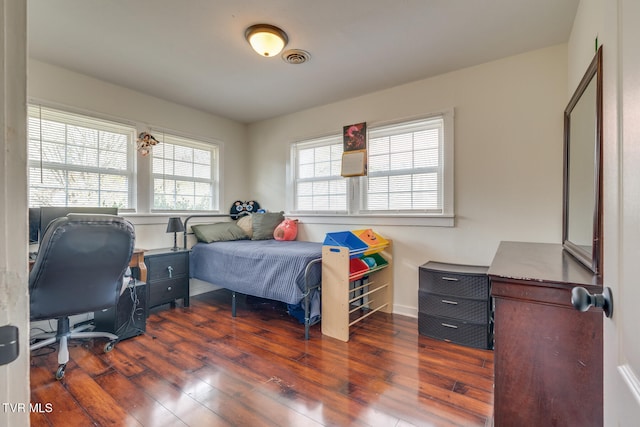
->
[343, 122, 367, 152]
[341, 122, 367, 177]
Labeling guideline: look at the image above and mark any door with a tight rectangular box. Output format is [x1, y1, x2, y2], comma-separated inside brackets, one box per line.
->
[603, 0, 640, 423]
[0, 1, 30, 426]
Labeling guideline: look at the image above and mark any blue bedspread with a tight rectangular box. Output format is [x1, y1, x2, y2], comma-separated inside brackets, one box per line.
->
[189, 239, 322, 305]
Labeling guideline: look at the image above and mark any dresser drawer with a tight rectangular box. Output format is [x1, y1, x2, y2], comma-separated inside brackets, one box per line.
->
[418, 313, 490, 349]
[419, 289, 489, 323]
[419, 270, 488, 300]
[146, 253, 188, 281]
[149, 278, 188, 307]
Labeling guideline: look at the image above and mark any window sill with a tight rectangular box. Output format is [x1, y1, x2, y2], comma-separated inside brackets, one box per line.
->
[122, 211, 225, 226]
[287, 213, 455, 227]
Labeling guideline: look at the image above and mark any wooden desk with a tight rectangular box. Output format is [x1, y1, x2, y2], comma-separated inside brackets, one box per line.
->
[130, 248, 147, 283]
[29, 248, 147, 284]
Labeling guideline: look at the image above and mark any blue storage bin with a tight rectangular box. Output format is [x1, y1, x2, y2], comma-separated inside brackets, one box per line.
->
[323, 231, 368, 257]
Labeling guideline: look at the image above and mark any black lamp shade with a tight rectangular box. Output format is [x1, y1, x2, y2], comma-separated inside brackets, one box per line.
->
[166, 217, 184, 233]
[167, 217, 184, 251]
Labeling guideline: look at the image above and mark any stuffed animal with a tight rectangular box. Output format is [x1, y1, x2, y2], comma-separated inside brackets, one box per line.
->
[274, 218, 298, 241]
[230, 200, 261, 220]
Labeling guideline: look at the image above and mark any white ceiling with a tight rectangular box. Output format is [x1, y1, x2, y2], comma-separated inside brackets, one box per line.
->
[28, 0, 579, 124]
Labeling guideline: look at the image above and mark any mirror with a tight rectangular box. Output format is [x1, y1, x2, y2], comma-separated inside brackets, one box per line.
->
[563, 46, 603, 275]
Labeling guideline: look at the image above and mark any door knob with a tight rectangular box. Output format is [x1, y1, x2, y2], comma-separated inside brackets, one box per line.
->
[571, 286, 613, 318]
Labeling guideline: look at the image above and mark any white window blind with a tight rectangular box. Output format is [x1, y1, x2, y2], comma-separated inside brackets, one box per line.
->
[292, 135, 347, 212]
[152, 133, 218, 211]
[27, 105, 135, 209]
[363, 116, 444, 213]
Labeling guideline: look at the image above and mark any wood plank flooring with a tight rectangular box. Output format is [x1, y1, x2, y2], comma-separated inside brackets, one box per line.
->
[30, 289, 494, 426]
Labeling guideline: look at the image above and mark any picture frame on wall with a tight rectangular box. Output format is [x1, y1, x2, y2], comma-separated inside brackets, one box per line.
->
[341, 150, 366, 177]
[342, 122, 367, 177]
[343, 122, 367, 152]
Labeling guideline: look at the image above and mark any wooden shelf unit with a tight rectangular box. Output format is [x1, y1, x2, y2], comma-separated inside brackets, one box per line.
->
[321, 239, 393, 342]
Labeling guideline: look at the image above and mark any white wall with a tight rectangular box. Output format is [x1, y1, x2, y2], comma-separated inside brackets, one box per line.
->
[248, 45, 568, 316]
[568, 0, 605, 91]
[27, 59, 250, 249]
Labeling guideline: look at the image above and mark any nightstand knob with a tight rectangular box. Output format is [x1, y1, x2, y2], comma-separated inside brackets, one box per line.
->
[167, 265, 173, 278]
[167, 286, 172, 291]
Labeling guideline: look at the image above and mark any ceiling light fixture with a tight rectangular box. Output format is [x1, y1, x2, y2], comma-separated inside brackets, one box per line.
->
[245, 24, 288, 57]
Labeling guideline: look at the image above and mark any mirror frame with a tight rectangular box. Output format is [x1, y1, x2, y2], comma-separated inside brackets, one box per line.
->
[562, 46, 603, 276]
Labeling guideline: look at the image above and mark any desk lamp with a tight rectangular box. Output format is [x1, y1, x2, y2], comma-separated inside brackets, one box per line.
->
[166, 217, 185, 251]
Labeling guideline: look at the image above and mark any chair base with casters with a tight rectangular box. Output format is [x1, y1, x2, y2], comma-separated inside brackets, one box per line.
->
[29, 317, 118, 380]
[30, 317, 118, 380]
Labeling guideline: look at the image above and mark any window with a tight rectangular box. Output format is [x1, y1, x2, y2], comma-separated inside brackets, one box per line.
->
[152, 133, 218, 211]
[361, 116, 446, 213]
[290, 111, 454, 219]
[291, 135, 346, 213]
[28, 105, 135, 209]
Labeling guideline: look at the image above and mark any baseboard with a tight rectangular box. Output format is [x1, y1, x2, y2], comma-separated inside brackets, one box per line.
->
[393, 304, 418, 318]
[189, 278, 222, 297]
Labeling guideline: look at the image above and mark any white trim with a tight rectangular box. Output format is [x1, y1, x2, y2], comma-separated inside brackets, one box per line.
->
[28, 97, 138, 128]
[393, 304, 419, 318]
[288, 213, 455, 227]
[122, 211, 224, 226]
[442, 108, 455, 217]
[619, 364, 640, 407]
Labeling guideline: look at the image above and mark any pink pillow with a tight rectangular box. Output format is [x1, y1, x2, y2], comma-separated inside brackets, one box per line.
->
[273, 219, 298, 241]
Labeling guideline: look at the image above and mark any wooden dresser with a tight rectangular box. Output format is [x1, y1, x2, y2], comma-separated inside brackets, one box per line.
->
[488, 241, 603, 427]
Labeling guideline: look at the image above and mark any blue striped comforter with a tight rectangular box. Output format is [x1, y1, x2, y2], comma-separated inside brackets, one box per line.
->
[189, 239, 322, 305]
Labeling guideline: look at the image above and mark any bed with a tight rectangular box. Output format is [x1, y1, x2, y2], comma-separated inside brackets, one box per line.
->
[184, 214, 322, 339]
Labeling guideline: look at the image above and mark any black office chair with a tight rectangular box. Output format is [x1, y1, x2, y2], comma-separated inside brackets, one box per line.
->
[29, 214, 135, 380]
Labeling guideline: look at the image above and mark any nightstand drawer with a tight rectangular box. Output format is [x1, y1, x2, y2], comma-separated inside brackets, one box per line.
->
[146, 253, 188, 281]
[418, 314, 490, 349]
[419, 290, 488, 323]
[149, 278, 188, 307]
[419, 270, 488, 300]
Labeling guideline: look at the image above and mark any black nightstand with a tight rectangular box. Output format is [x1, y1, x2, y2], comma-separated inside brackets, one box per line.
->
[144, 248, 190, 308]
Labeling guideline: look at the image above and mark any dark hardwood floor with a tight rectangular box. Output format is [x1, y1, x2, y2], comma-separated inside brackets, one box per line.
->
[30, 289, 494, 426]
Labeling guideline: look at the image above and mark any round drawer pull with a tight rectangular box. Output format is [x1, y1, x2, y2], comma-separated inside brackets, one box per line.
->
[167, 286, 172, 291]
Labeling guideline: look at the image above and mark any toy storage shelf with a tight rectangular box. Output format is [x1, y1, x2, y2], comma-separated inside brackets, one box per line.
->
[321, 231, 393, 342]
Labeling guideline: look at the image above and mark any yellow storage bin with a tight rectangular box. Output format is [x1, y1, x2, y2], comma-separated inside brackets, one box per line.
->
[352, 229, 389, 255]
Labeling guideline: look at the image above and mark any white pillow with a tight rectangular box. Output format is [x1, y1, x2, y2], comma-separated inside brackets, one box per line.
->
[236, 214, 253, 239]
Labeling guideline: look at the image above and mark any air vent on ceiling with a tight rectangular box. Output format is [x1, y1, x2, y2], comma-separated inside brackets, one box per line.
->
[282, 49, 311, 65]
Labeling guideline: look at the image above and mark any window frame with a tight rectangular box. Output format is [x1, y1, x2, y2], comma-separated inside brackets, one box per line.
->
[150, 130, 220, 213]
[27, 103, 137, 211]
[288, 109, 454, 227]
[288, 134, 348, 215]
